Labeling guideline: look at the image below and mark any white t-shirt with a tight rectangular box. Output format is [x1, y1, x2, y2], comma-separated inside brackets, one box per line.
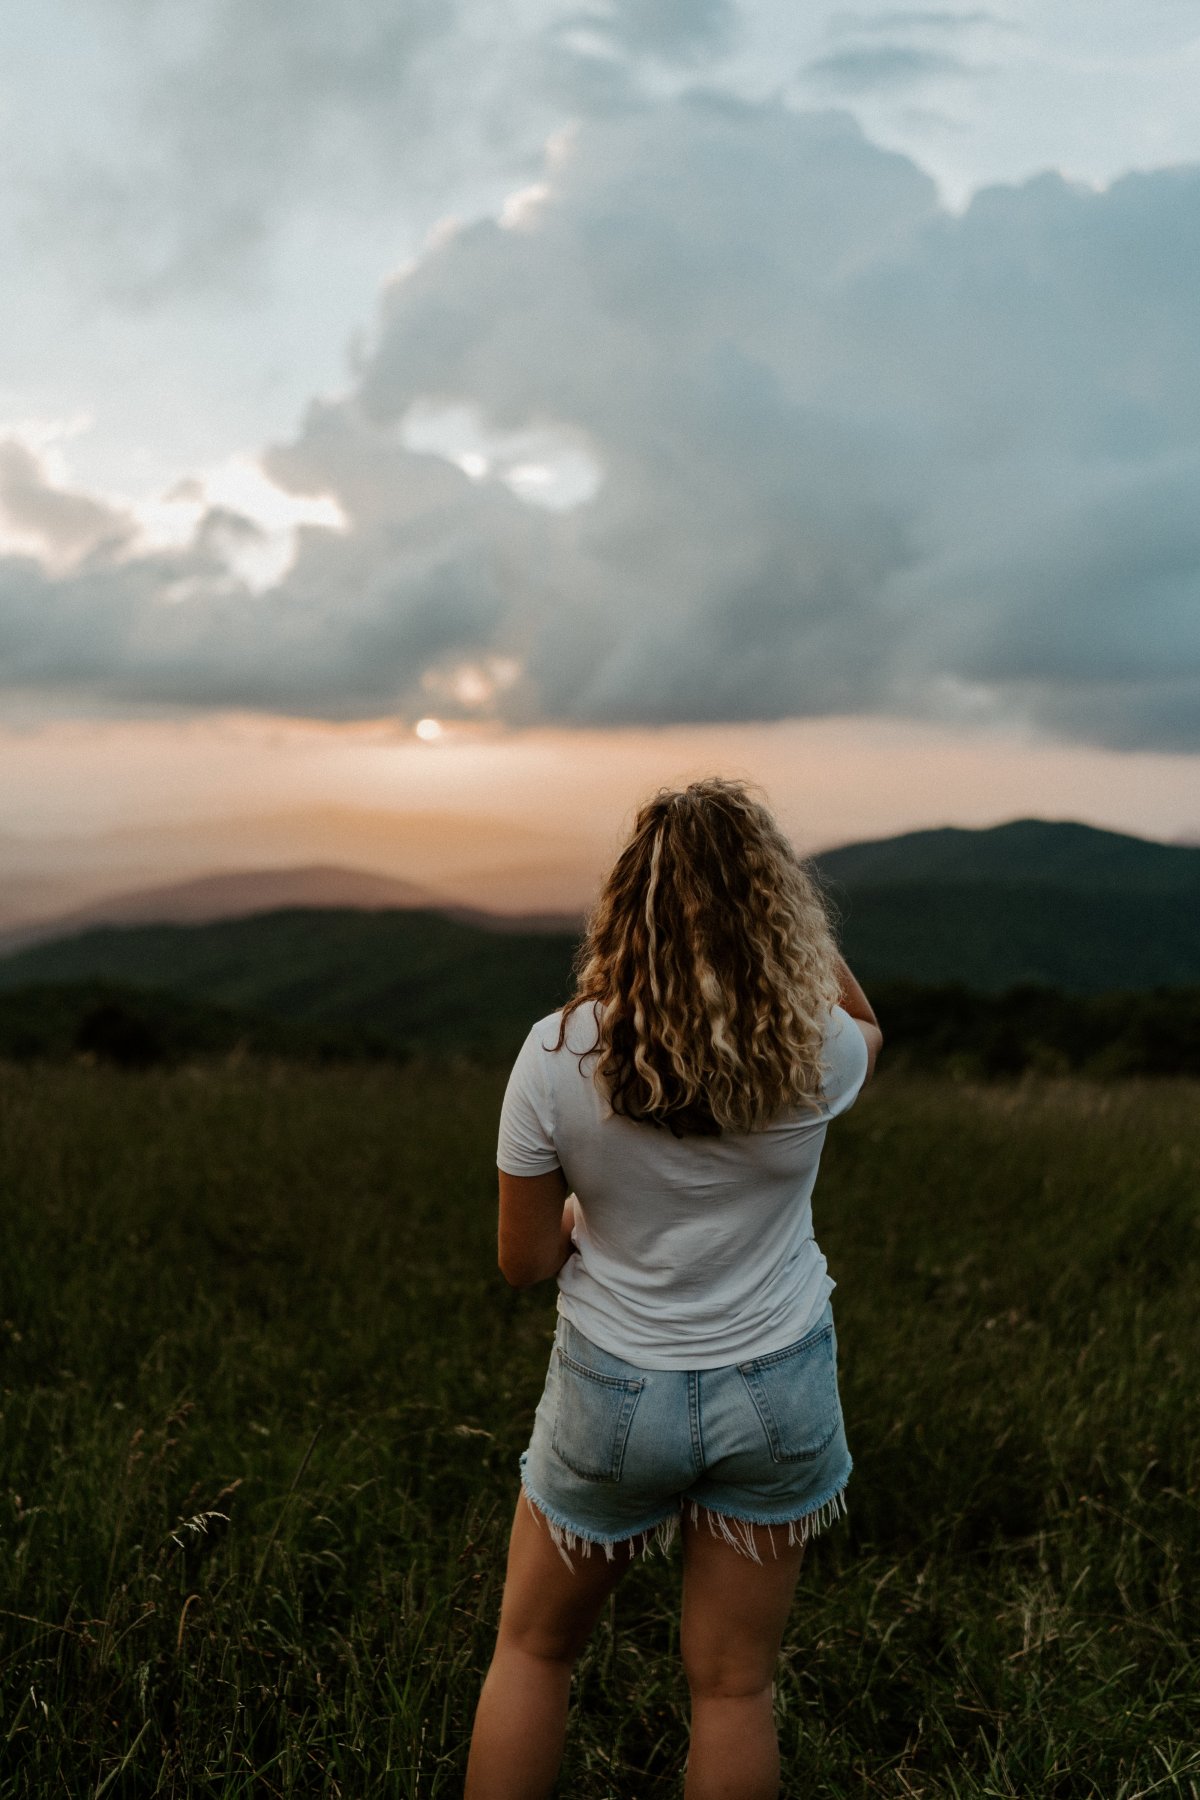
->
[496, 1001, 870, 1369]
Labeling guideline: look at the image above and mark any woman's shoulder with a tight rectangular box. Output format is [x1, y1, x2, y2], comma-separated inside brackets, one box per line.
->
[527, 1002, 603, 1058]
[758, 1006, 867, 1132]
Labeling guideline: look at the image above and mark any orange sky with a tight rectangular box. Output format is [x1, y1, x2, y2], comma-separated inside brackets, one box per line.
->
[1, 709, 1195, 916]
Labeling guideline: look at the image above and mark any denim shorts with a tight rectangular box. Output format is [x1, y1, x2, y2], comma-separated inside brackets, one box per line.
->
[519, 1299, 853, 1566]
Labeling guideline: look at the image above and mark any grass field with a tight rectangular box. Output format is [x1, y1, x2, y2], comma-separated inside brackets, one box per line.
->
[1, 1059, 1197, 1797]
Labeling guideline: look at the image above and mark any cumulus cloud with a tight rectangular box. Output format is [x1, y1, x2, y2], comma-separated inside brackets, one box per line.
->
[0, 439, 135, 569]
[2, 98, 1199, 750]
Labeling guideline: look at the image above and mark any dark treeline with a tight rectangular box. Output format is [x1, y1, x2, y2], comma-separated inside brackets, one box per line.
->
[0, 975, 1196, 1079]
[0, 980, 398, 1069]
[866, 979, 1200, 1079]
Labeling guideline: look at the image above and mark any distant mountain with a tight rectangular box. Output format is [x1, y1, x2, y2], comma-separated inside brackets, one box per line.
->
[0, 803, 604, 918]
[0, 874, 89, 935]
[0, 863, 447, 955]
[0, 908, 580, 1056]
[813, 818, 1200, 896]
[831, 883, 1197, 992]
[0, 821, 1195, 1051]
[808, 819, 1200, 993]
[0, 861, 588, 957]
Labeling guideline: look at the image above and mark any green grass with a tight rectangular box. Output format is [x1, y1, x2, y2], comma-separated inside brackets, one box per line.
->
[1, 1060, 1197, 1797]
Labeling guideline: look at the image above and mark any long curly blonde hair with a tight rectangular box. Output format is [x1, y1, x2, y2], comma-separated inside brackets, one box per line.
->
[555, 777, 843, 1135]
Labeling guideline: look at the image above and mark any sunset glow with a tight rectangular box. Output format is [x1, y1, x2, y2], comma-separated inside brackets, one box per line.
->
[1, 0, 1197, 927]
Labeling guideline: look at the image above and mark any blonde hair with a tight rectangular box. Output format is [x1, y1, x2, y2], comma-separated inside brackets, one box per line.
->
[556, 777, 842, 1135]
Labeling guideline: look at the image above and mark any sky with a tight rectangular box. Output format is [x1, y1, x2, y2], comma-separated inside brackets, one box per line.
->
[1, 0, 1199, 911]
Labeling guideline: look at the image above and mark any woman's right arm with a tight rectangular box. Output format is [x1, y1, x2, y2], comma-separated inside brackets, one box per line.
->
[835, 954, 883, 1079]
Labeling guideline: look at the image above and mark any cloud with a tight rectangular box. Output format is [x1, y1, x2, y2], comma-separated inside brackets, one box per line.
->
[20, 0, 743, 307]
[2, 99, 1199, 750]
[826, 9, 1009, 33]
[564, 0, 742, 63]
[19, 0, 526, 306]
[804, 7, 1005, 99]
[0, 439, 136, 569]
[803, 45, 971, 92]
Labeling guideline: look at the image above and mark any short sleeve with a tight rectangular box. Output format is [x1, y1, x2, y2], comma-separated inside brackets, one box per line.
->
[497, 1020, 561, 1175]
[819, 1005, 870, 1119]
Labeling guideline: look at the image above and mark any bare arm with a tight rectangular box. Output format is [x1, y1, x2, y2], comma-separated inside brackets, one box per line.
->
[835, 953, 883, 1079]
[497, 1168, 578, 1288]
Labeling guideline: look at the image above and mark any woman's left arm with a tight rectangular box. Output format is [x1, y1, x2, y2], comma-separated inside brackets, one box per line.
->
[498, 1168, 577, 1288]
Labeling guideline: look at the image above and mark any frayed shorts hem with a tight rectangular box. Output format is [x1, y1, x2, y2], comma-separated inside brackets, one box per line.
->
[519, 1460, 680, 1569]
[519, 1457, 852, 1571]
[682, 1477, 852, 1565]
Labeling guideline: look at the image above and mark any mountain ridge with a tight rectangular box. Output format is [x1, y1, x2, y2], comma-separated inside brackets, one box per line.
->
[1, 820, 1197, 1028]
[0, 861, 584, 955]
[812, 817, 1200, 894]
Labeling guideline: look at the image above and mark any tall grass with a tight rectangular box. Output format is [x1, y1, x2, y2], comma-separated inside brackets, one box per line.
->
[0, 1059, 1197, 1796]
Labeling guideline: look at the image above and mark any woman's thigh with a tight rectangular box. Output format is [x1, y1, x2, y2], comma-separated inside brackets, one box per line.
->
[495, 1480, 804, 1689]
[679, 1511, 806, 1695]
[495, 1492, 633, 1663]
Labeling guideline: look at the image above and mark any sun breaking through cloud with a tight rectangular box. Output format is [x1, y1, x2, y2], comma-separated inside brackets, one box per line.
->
[1, 94, 1197, 753]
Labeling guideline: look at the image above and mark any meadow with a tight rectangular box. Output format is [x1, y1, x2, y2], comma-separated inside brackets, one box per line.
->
[0, 1057, 1196, 1797]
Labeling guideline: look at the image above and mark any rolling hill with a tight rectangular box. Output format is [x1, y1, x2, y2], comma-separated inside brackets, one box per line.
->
[0, 863, 447, 955]
[0, 861, 586, 956]
[810, 818, 1200, 992]
[0, 908, 581, 1056]
[813, 817, 1200, 895]
[826, 881, 1198, 991]
[0, 821, 1195, 1066]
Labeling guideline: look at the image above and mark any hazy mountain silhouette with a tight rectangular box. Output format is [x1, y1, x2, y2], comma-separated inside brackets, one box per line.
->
[808, 819, 1200, 992]
[0, 863, 446, 955]
[0, 804, 604, 921]
[813, 817, 1200, 895]
[0, 822, 1196, 1038]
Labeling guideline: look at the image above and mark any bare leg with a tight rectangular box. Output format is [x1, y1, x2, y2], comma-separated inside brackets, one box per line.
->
[464, 1494, 634, 1800]
[679, 1509, 806, 1800]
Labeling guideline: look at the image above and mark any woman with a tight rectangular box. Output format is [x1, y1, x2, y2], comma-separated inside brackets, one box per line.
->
[465, 777, 882, 1800]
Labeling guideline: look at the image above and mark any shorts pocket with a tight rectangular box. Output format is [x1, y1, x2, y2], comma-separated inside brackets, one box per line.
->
[737, 1321, 841, 1464]
[551, 1347, 645, 1483]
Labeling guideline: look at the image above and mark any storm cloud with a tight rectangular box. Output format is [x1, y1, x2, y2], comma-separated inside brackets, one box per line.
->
[2, 97, 1198, 749]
